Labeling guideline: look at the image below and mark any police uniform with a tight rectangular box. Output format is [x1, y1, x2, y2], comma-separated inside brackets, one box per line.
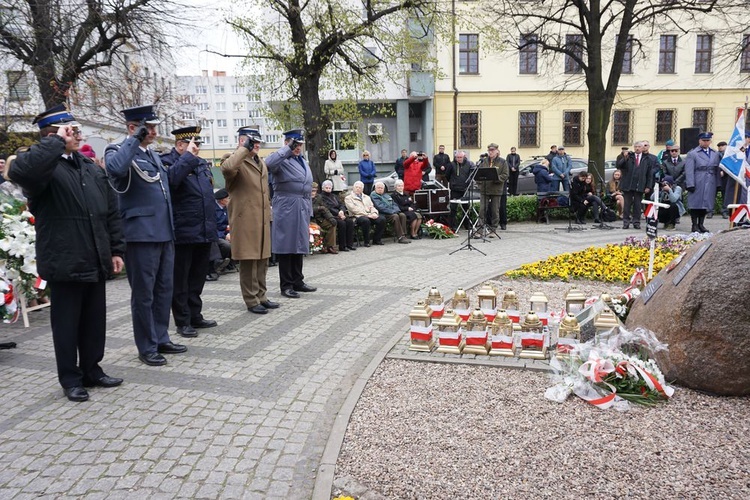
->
[264, 129, 316, 298]
[105, 105, 185, 366]
[160, 127, 217, 336]
[9, 105, 125, 401]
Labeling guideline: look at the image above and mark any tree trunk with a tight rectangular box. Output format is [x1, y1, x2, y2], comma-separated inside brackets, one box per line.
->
[298, 73, 328, 185]
[586, 88, 612, 193]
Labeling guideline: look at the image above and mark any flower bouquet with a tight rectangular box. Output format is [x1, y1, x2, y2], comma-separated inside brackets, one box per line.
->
[1, 276, 19, 323]
[309, 222, 324, 253]
[422, 219, 456, 239]
[545, 326, 674, 410]
[0, 200, 39, 300]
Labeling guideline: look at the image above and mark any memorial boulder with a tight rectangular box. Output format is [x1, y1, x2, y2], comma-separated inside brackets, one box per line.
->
[626, 228, 750, 396]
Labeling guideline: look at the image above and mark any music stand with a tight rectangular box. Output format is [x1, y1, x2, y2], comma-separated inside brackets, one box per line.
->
[450, 166, 486, 255]
[473, 167, 502, 240]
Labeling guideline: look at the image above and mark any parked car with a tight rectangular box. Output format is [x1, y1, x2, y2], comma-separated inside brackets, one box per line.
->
[516, 158, 615, 194]
[373, 169, 436, 192]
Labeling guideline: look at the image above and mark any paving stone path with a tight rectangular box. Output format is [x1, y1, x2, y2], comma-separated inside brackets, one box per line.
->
[0, 219, 723, 499]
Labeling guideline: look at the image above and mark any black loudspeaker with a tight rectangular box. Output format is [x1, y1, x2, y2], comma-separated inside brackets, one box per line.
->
[680, 127, 700, 154]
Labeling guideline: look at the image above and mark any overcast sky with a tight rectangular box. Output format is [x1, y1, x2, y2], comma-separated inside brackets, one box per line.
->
[177, 1, 244, 76]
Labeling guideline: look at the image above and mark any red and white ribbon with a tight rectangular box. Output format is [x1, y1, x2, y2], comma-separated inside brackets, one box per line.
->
[410, 324, 433, 342]
[730, 204, 750, 223]
[454, 308, 471, 322]
[438, 331, 462, 347]
[491, 335, 514, 350]
[480, 308, 497, 322]
[464, 330, 488, 346]
[428, 303, 445, 319]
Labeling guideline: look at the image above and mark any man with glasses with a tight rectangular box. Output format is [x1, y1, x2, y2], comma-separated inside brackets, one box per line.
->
[661, 145, 685, 189]
[106, 105, 187, 366]
[9, 104, 125, 401]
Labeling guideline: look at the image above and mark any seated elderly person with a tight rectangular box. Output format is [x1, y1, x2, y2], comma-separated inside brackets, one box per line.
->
[570, 171, 606, 224]
[318, 179, 356, 251]
[345, 181, 386, 247]
[657, 175, 684, 230]
[371, 181, 411, 244]
[391, 179, 422, 239]
[311, 182, 338, 254]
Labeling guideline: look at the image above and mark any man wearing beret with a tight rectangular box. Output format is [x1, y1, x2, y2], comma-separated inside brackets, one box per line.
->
[105, 105, 187, 366]
[160, 127, 218, 337]
[9, 105, 125, 401]
[265, 129, 317, 299]
[221, 128, 278, 314]
[685, 132, 721, 233]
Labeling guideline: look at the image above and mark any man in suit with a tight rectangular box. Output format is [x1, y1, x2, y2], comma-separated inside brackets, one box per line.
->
[9, 105, 125, 401]
[616, 140, 654, 230]
[160, 126, 218, 337]
[221, 128, 278, 314]
[105, 105, 187, 366]
[265, 129, 316, 299]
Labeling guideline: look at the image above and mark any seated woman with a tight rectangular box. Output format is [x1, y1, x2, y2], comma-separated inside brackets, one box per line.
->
[370, 181, 411, 244]
[311, 182, 338, 254]
[607, 169, 625, 218]
[319, 179, 356, 251]
[344, 181, 386, 247]
[391, 179, 422, 239]
[570, 171, 606, 224]
[532, 159, 556, 193]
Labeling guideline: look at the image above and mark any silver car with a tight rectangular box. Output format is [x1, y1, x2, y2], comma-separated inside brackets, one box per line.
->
[516, 158, 615, 194]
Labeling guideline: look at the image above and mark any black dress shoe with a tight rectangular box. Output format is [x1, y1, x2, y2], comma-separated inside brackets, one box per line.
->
[363, 243, 371, 247]
[500, 225, 507, 230]
[373, 241, 385, 245]
[340, 247, 349, 252]
[191, 318, 217, 329]
[248, 304, 268, 314]
[293, 283, 317, 292]
[633, 223, 641, 229]
[347, 246, 357, 251]
[139, 352, 167, 366]
[260, 300, 280, 309]
[281, 289, 300, 298]
[177, 325, 198, 338]
[205, 273, 219, 282]
[83, 375, 123, 388]
[64, 386, 89, 402]
[157, 342, 188, 354]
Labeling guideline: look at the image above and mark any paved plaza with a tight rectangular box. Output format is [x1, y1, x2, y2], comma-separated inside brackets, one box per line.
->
[0, 218, 726, 499]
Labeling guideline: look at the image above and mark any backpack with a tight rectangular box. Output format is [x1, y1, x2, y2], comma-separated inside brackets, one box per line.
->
[601, 207, 617, 222]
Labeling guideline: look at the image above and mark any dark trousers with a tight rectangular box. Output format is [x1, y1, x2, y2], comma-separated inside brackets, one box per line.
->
[277, 253, 304, 291]
[213, 238, 231, 260]
[363, 182, 374, 195]
[622, 190, 644, 223]
[336, 217, 355, 249]
[508, 171, 519, 196]
[49, 280, 107, 389]
[125, 241, 173, 355]
[658, 203, 680, 225]
[498, 193, 508, 227]
[172, 242, 211, 327]
[355, 215, 385, 244]
[449, 190, 466, 228]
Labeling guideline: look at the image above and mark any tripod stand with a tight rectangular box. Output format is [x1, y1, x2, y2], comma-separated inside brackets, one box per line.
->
[450, 166, 486, 255]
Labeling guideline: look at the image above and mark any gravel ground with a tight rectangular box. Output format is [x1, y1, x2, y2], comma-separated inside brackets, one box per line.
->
[334, 360, 749, 499]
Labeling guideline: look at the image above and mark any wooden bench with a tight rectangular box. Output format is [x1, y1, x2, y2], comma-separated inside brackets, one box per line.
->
[536, 192, 568, 224]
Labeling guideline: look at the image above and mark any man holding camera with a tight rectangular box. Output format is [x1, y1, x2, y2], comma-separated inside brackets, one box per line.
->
[657, 176, 683, 230]
[265, 129, 317, 299]
[105, 105, 187, 366]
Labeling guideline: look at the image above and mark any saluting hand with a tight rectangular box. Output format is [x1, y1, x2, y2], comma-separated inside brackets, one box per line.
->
[187, 138, 200, 156]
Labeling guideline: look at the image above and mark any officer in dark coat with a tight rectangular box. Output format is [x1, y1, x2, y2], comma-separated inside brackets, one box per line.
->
[265, 129, 316, 299]
[685, 132, 722, 233]
[9, 105, 125, 401]
[105, 105, 186, 366]
[160, 126, 218, 337]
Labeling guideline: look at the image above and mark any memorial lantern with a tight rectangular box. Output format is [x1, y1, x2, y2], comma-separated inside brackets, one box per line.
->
[435, 309, 464, 354]
[521, 311, 543, 332]
[518, 330, 547, 359]
[489, 310, 515, 357]
[556, 314, 581, 359]
[408, 300, 434, 352]
[528, 291, 548, 313]
[501, 288, 519, 310]
[594, 308, 620, 333]
[452, 288, 472, 323]
[425, 286, 445, 319]
[477, 283, 497, 310]
[463, 308, 489, 355]
[564, 287, 587, 315]
[599, 292, 613, 307]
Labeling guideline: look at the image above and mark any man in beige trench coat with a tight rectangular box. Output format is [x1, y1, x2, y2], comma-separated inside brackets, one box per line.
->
[221, 128, 280, 314]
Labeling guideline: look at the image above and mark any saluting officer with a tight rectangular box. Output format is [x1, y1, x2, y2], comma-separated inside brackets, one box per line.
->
[160, 126, 218, 337]
[9, 105, 125, 401]
[105, 105, 187, 366]
[265, 129, 317, 298]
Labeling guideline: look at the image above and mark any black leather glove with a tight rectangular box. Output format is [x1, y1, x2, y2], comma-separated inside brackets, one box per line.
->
[687, 186, 696, 193]
[244, 138, 255, 152]
[134, 123, 149, 142]
[290, 140, 301, 150]
[333, 170, 338, 175]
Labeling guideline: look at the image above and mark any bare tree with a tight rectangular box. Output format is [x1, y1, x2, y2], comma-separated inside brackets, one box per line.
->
[487, 0, 746, 180]
[0, 0, 185, 108]
[228, 0, 448, 182]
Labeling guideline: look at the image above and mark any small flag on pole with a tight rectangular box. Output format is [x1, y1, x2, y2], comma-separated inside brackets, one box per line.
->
[34, 277, 47, 290]
[643, 203, 655, 220]
[720, 110, 749, 184]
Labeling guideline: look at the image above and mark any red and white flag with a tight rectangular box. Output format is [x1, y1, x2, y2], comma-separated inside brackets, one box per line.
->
[643, 203, 655, 219]
[34, 276, 47, 290]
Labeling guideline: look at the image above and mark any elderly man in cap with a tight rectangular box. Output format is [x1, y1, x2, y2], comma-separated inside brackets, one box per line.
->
[265, 129, 316, 299]
[159, 126, 218, 337]
[105, 105, 187, 366]
[8, 104, 125, 401]
[475, 142, 509, 235]
[685, 132, 722, 233]
[221, 127, 278, 314]
[206, 188, 232, 281]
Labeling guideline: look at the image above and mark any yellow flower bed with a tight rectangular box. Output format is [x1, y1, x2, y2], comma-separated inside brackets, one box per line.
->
[505, 244, 679, 283]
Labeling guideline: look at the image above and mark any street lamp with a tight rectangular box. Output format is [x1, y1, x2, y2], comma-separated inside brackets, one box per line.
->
[208, 118, 216, 167]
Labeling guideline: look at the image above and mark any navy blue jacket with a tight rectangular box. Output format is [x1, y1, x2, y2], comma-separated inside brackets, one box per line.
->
[161, 148, 217, 245]
[533, 164, 556, 193]
[215, 202, 229, 239]
[105, 137, 174, 243]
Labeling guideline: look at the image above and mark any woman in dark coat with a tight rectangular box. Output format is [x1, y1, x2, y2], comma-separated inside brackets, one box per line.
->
[391, 178, 422, 239]
[319, 180, 356, 251]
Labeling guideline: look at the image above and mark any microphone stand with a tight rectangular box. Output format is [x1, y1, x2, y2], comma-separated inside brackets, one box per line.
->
[588, 160, 615, 230]
[450, 166, 485, 255]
